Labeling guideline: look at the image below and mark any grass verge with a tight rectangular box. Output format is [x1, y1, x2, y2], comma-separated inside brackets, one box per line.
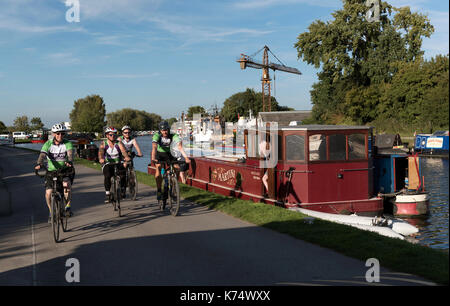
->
[76, 157, 448, 285]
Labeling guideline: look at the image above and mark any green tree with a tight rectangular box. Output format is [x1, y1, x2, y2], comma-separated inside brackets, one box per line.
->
[13, 116, 30, 132]
[220, 88, 291, 122]
[30, 117, 44, 131]
[166, 117, 178, 127]
[294, 0, 434, 124]
[106, 108, 162, 131]
[377, 55, 449, 133]
[70, 95, 106, 133]
[186, 106, 207, 120]
[0, 121, 7, 133]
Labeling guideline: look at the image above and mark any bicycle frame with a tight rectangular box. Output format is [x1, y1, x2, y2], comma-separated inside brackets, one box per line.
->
[103, 161, 123, 216]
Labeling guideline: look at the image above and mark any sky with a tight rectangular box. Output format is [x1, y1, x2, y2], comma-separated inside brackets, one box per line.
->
[0, 0, 448, 128]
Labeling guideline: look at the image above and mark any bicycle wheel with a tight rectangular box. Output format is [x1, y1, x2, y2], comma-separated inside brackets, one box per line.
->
[169, 175, 180, 216]
[159, 177, 168, 212]
[51, 194, 60, 243]
[115, 175, 122, 217]
[129, 169, 137, 201]
[110, 177, 117, 212]
[61, 195, 68, 232]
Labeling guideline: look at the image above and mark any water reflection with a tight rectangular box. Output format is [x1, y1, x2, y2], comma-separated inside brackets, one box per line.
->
[409, 157, 449, 250]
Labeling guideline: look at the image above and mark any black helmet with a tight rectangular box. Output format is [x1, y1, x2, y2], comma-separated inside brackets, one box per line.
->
[159, 121, 170, 131]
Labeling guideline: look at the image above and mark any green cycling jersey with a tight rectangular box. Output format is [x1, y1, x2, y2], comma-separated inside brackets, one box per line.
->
[152, 132, 180, 153]
[40, 139, 73, 171]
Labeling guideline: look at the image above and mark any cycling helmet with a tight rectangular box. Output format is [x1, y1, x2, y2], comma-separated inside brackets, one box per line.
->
[159, 121, 170, 131]
[105, 126, 118, 134]
[121, 125, 132, 132]
[51, 123, 67, 133]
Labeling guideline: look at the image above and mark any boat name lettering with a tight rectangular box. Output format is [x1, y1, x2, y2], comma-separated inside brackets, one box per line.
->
[212, 168, 236, 186]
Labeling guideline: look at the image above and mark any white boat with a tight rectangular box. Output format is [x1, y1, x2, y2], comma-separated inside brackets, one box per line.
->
[290, 207, 419, 240]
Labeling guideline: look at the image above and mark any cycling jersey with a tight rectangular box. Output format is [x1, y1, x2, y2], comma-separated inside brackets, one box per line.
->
[40, 139, 73, 171]
[152, 132, 180, 153]
[118, 136, 136, 153]
[103, 140, 123, 163]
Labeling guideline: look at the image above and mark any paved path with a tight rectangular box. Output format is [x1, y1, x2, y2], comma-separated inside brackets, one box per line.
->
[0, 145, 436, 286]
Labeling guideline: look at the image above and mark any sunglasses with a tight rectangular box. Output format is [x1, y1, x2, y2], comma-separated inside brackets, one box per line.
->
[123, 132, 130, 134]
[55, 132, 65, 136]
[107, 133, 116, 137]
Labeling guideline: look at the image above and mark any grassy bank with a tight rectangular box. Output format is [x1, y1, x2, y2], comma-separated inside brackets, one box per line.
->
[75, 157, 448, 284]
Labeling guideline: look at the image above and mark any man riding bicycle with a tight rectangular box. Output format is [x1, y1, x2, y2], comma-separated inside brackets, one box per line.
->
[98, 126, 131, 203]
[151, 121, 190, 201]
[34, 123, 75, 221]
[118, 125, 143, 161]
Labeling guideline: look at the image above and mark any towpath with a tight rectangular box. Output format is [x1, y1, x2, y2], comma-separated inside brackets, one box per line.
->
[0, 145, 436, 286]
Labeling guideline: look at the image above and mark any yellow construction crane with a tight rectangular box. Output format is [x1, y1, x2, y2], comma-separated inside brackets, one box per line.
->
[237, 45, 301, 112]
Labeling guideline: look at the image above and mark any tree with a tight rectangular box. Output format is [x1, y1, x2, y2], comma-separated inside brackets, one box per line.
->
[106, 108, 162, 131]
[186, 106, 207, 120]
[220, 88, 292, 122]
[0, 121, 7, 133]
[294, 0, 434, 124]
[377, 55, 449, 133]
[30, 117, 44, 131]
[13, 116, 30, 132]
[69, 95, 106, 133]
[165, 117, 178, 127]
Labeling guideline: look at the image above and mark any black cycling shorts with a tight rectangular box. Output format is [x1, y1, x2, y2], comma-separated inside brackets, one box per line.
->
[156, 151, 188, 171]
[155, 151, 175, 163]
[45, 168, 75, 190]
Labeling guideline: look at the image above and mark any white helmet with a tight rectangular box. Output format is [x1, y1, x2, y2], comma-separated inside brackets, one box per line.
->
[121, 125, 131, 132]
[105, 126, 118, 134]
[51, 123, 67, 133]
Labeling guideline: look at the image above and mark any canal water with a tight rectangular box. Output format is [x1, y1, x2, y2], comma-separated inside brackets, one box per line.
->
[14, 136, 449, 250]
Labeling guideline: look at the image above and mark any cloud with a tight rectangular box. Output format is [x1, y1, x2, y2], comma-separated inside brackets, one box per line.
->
[144, 16, 273, 47]
[75, 0, 162, 20]
[45, 52, 81, 65]
[0, 0, 85, 34]
[80, 73, 160, 79]
[232, 0, 340, 10]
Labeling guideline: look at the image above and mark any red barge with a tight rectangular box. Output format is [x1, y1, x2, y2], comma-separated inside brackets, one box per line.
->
[148, 124, 384, 216]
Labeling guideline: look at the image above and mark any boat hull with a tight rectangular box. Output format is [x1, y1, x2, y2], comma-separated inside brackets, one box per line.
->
[148, 156, 384, 217]
[394, 193, 430, 216]
[295, 198, 383, 217]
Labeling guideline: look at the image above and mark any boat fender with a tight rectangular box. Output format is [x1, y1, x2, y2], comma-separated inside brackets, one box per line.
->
[391, 221, 419, 236]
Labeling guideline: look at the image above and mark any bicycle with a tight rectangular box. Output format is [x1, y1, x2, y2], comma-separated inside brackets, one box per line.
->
[155, 160, 180, 216]
[103, 162, 123, 217]
[125, 152, 140, 201]
[35, 166, 74, 243]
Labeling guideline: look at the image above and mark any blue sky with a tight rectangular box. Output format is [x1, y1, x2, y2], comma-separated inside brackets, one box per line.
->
[0, 0, 448, 128]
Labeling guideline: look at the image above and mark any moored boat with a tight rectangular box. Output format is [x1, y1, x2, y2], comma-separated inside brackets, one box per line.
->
[373, 150, 430, 217]
[148, 124, 384, 216]
[414, 130, 449, 157]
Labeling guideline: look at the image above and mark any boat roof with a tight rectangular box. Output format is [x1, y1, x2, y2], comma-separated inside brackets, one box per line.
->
[249, 125, 372, 131]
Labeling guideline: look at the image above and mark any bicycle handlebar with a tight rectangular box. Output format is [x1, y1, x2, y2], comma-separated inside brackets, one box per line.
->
[34, 165, 74, 178]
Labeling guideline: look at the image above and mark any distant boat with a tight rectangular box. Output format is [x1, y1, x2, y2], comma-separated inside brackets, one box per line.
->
[414, 130, 449, 156]
[30, 133, 48, 143]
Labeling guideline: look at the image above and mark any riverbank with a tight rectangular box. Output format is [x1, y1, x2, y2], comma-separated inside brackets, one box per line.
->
[75, 157, 448, 285]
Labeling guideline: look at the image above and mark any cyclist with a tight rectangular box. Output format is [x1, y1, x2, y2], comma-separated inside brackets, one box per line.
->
[98, 127, 131, 203]
[151, 121, 190, 201]
[118, 125, 143, 160]
[34, 123, 75, 221]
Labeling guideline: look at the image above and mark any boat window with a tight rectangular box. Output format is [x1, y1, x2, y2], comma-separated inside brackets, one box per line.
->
[309, 134, 326, 161]
[286, 135, 305, 161]
[348, 134, 366, 160]
[329, 134, 346, 160]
